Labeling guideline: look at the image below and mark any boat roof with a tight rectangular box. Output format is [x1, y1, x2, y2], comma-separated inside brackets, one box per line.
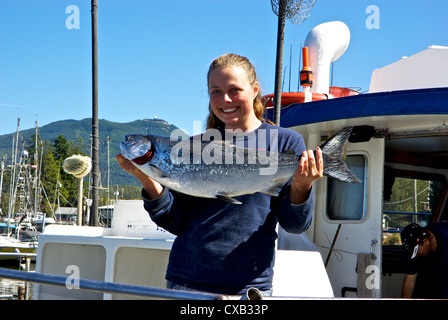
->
[369, 46, 448, 93]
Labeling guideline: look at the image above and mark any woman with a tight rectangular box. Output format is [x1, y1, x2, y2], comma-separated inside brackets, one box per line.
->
[116, 53, 323, 295]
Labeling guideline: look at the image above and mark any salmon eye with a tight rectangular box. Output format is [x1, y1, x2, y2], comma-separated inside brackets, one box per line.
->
[122, 136, 154, 165]
[132, 148, 154, 165]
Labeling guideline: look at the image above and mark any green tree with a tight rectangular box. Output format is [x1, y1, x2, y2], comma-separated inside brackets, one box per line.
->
[52, 135, 71, 161]
[0, 166, 11, 217]
[383, 177, 441, 230]
[52, 134, 87, 209]
[38, 140, 59, 214]
[24, 134, 88, 216]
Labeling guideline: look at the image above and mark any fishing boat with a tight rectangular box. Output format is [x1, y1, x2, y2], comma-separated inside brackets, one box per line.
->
[0, 236, 37, 259]
[3, 20, 446, 299]
[0, 121, 41, 264]
[0, 222, 37, 263]
[262, 22, 448, 298]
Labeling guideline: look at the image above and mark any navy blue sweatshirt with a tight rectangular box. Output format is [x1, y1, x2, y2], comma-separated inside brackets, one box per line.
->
[142, 122, 313, 295]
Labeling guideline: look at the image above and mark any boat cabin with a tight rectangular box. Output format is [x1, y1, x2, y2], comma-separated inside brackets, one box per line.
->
[272, 87, 448, 297]
[268, 38, 448, 298]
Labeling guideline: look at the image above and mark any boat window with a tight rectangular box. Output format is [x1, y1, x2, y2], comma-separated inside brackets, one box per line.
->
[382, 176, 444, 245]
[326, 155, 367, 221]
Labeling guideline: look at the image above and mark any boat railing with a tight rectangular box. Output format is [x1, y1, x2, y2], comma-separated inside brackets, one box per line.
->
[0, 267, 225, 300]
[0, 252, 36, 299]
[0, 252, 36, 259]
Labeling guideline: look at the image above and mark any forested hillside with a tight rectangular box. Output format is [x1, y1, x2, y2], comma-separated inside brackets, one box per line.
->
[0, 118, 178, 214]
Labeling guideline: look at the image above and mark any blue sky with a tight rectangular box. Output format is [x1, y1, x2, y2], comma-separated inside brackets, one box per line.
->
[0, 0, 447, 136]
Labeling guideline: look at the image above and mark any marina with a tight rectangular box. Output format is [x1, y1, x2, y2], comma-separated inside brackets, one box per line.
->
[2, 21, 448, 300]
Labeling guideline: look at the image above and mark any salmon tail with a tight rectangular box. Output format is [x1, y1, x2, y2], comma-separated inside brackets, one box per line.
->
[320, 127, 362, 183]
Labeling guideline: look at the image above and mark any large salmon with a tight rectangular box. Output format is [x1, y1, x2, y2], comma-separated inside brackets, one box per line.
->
[120, 127, 360, 204]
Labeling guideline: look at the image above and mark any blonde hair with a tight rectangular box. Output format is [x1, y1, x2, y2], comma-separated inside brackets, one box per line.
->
[205, 53, 273, 129]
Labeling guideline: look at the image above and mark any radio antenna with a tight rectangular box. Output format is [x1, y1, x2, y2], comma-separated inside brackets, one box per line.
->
[270, 0, 316, 125]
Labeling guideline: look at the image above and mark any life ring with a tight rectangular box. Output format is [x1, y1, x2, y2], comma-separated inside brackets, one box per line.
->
[262, 92, 328, 107]
[262, 87, 360, 107]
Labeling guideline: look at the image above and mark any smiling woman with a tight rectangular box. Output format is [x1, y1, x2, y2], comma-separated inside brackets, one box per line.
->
[116, 53, 324, 296]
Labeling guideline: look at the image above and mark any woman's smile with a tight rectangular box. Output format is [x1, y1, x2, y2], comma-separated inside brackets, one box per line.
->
[221, 107, 239, 113]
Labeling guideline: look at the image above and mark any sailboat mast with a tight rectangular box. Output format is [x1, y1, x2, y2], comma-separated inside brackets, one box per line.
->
[34, 121, 39, 218]
[0, 156, 5, 213]
[7, 118, 20, 235]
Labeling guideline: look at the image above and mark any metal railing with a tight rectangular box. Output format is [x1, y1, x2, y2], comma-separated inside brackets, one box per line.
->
[0, 252, 36, 299]
[0, 252, 36, 259]
[0, 267, 223, 300]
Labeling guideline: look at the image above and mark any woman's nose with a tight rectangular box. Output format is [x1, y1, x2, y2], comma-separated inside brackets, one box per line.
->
[223, 92, 232, 102]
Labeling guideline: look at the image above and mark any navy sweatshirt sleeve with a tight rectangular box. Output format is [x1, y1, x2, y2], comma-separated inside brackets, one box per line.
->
[274, 184, 314, 234]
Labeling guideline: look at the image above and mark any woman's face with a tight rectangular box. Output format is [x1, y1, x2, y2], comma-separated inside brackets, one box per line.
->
[208, 66, 260, 131]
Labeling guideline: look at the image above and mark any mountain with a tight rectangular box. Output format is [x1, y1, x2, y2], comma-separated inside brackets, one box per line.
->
[0, 118, 179, 186]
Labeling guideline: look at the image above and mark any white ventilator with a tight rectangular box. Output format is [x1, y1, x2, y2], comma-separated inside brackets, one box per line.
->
[304, 21, 351, 94]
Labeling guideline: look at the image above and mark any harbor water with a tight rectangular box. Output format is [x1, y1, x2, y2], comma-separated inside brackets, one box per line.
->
[0, 261, 35, 300]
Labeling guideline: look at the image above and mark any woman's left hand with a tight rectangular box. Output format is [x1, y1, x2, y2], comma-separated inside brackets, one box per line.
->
[290, 147, 324, 205]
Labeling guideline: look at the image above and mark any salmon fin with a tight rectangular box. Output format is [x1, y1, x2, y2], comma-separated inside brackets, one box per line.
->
[216, 193, 242, 205]
[260, 181, 286, 197]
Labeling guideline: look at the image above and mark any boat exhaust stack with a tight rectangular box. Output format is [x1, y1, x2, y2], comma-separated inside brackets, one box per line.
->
[304, 21, 350, 94]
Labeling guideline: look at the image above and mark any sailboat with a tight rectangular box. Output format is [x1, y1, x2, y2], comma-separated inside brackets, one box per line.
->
[0, 119, 39, 262]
